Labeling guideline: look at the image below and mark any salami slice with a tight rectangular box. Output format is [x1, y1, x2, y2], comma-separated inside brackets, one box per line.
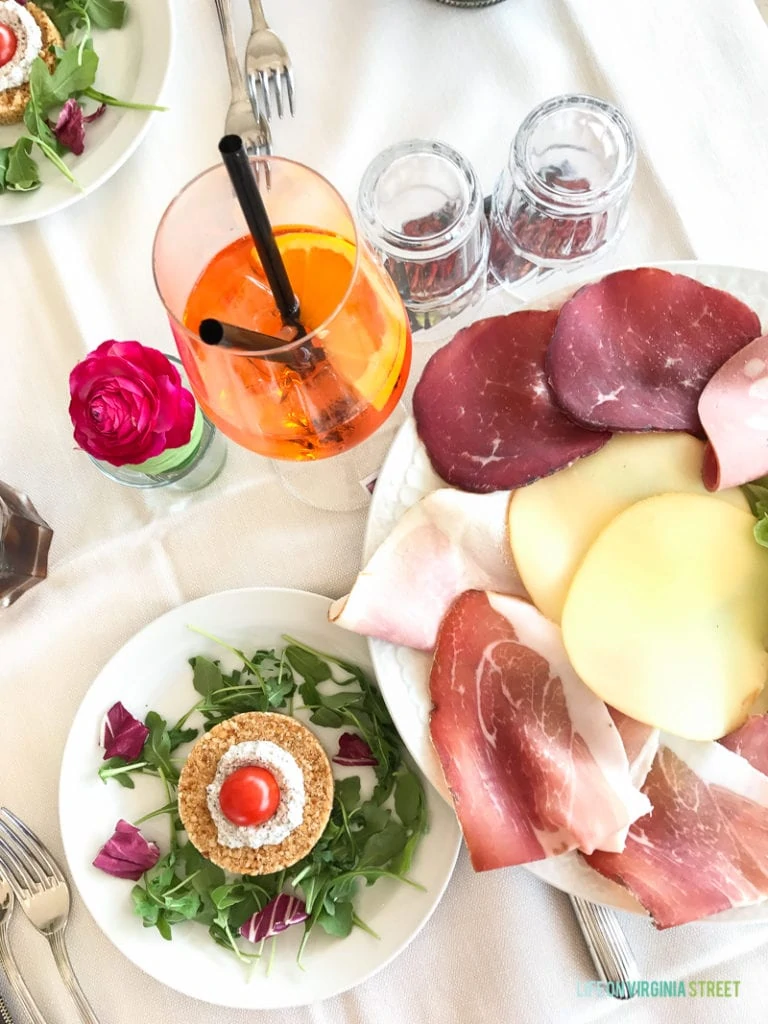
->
[547, 268, 761, 433]
[413, 311, 609, 493]
[699, 335, 768, 490]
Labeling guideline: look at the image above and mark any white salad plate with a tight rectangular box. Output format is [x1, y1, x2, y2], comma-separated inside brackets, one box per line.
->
[59, 587, 461, 1009]
[365, 260, 768, 923]
[0, 0, 172, 226]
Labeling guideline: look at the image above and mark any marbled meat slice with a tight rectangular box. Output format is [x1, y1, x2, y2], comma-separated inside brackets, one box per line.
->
[607, 709, 660, 789]
[547, 268, 761, 433]
[413, 311, 609, 493]
[699, 335, 768, 490]
[720, 715, 768, 775]
[586, 736, 768, 928]
[329, 489, 525, 651]
[428, 591, 650, 872]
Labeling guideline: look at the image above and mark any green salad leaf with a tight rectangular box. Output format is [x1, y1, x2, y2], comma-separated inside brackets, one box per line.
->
[99, 633, 429, 966]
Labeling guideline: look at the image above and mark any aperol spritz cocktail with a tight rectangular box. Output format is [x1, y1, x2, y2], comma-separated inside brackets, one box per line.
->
[152, 158, 411, 464]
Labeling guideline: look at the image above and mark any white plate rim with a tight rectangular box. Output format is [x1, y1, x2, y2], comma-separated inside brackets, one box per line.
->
[363, 261, 768, 923]
[58, 586, 461, 1008]
[0, 0, 173, 227]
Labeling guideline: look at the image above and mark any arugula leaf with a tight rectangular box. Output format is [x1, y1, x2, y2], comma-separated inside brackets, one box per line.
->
[755, 516, 768, 548]
[82, 86, 167, 111]
[360, 821, 408, 867]
[316, 900, 353, 938]
[308, 706, 344, 729]
[0, 148, 9, 191]
[167, 725, 198, 751]
[5, 139, 41, 192]
[284, 645, 332, 685]
[190, 656, 223, 698]
[394, 770, 424, 829]
[29, 50, 99, 114]
[143, 711, 177, 781]
[87, 0, 127, 30]
[334, 776, 361, 814]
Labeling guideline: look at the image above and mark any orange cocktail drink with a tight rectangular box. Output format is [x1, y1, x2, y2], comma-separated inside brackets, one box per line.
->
[153, 158, 411, 462]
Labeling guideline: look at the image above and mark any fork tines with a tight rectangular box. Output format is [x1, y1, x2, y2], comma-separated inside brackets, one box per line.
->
[0, 808, 65, 893]
[248, 66, 295, 122]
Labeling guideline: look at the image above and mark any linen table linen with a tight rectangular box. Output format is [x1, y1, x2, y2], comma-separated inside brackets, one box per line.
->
[3, 1, 768, 1021]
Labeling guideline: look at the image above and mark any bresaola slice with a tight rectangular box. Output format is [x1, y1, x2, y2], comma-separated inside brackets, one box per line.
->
[587, 736, 768, 928]
[428, 591, 650, 872]
[413, 312, 609, 493]
[699, 335, 768, 490]
[330, 489, 524, 650]
[547, 268, 761, 434]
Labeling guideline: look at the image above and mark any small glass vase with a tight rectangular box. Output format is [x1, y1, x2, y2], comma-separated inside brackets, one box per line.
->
[90, 411, 227, 492]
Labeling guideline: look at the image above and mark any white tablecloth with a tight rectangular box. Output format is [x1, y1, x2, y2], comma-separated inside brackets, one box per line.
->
[3, 1, 768, 1021]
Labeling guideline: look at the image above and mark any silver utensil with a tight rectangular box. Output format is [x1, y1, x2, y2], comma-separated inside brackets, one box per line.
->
[0, 992, 13, 1024]
[213, 0, 272, 155]
[0, 873, 47, 1024]
[570, 896, 640, 999]
[0, 810, 98, 1024]
[245, 0, 295, 121]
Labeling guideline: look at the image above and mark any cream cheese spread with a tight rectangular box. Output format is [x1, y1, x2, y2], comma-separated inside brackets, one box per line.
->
[206, 740, 306, 849]
[0, 1, 43, 93]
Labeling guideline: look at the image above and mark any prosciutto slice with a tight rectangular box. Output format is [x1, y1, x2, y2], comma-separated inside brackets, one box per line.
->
[329, 489, 524, 651]
[413, 311, 609, 493]
[608, 709, 659, 789]
[429, 591, 650, 872]
[547, 268, 760, 434]
[587, 736, 768, 928]
[720, 715, 768, 775]
[699, 335, 768, 490]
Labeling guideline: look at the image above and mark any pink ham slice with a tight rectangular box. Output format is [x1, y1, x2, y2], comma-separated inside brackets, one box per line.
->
[329, 489, 524, 651]
[547, 268, 761, 434]
[429, 591, 650, 872]
[720, 715, 768, 775]
[413, 311, 609, 493]
[587, 736, 768, 928]
[699, 335, 768, 490]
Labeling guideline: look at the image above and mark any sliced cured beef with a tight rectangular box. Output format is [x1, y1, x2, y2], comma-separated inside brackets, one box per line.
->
[329, 489, 524, 651]
[699, 335, 768, 490]
[413, 312, 609, 493]
[587, 736, 768, 928]
[547, 268, 761, 434]
[720, 715, 768, 775]
[429, 591, 650, 872]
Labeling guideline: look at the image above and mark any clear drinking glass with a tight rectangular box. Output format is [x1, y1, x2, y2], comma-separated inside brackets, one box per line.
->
[153, 156, 412, 511]
[489, 95, 636, 300]
[357, 140, 489, 328]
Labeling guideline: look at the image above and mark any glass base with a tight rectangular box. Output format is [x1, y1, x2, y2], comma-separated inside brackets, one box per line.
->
[272, 403, 407, 512]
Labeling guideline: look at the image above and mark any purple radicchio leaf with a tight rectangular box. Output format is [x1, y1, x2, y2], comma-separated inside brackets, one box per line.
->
[92, 820, 160, 880]
[332, 732, 378, 767]
[50, 100, 86, 155]
[84, 104, 107, 124]
[239, 893, 309, 944]
[100, 701, 149, 761]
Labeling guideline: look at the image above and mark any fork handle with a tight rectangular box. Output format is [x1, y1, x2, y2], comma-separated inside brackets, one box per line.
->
[248, 0, 269, 29]
[47, 933, 99, 1024]
[0, 931, 49, 1024]
[213, 0, 247, 94]
[569, 896, 640, 998]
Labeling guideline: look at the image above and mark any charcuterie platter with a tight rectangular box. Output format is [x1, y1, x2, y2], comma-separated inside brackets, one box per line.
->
[332, 262, 768, 928]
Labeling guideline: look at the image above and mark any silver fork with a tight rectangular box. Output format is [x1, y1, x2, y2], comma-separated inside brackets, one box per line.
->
[245, 0, 295, 121]
[0, 810, 98, 1024]
[213, 0, 272, 156]
[570, 895, 640, 999]
[0, 875, 47, 1024]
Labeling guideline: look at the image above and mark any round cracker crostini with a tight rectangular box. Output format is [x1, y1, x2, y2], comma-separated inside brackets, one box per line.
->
[178, 712, 334, 875]
[0, 2, 62, 126]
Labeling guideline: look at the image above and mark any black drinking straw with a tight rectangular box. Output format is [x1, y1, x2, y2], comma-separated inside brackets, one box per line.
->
[217, 134, 306, 337]
[199, 317, 299, 352]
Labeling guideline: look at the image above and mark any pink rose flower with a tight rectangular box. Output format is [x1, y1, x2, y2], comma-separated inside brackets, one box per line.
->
[69, 341, 196, 467]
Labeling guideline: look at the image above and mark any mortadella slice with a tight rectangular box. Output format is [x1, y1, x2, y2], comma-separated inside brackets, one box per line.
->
[547, 268, 761, 434]
[413, 311, 609, 493]
[587, 736, 768, 928]
[429, 591, 650, 872]
[699, 335, 768, 490]
[329, 489, 524, 651]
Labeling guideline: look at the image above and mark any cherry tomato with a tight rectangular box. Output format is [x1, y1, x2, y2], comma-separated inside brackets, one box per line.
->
[219, 766, 280, 826]
[0, 25, 17, 69]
